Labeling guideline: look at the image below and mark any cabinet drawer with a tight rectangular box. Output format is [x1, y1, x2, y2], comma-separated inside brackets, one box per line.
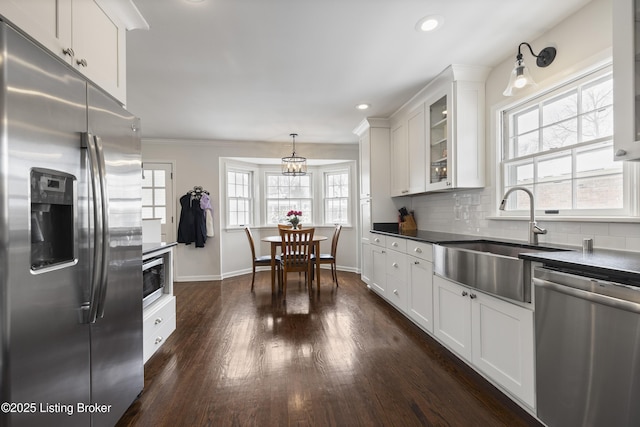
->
[386, 237, 407, 252]
[371, 234, 386, 247]
[143, 314, 176, 363]
[407, 241, 432, 261]
[386, 250, 408, 282]
[143, 295, 176, 362]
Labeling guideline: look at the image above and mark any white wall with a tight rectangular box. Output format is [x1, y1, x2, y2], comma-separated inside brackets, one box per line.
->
[142, 139, 359, 281]
[410, 0, 640, 252]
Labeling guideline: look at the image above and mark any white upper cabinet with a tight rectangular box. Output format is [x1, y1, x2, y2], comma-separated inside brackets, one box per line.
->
[612, 0, 640, 160]
[424, 65, 489, 192]
[388, 65, 489, 195]
[390, 121, 409, 196]
[0, 0, 147, 104]
[390, 103, 426, 196]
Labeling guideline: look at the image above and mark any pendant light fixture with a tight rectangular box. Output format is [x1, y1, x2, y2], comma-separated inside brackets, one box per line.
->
[503, 42, 557, 96]
[282, 133, 307, 176]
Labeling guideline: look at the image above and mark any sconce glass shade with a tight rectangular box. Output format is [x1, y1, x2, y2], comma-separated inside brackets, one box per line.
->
[503, 59, 536, 96]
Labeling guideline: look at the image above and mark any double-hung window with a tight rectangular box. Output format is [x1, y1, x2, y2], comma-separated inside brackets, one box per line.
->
[227, 169, 253, 226]
[500, 65, 628, 216]
[265, 173, 312, 225]
[324, 170, 349, 224]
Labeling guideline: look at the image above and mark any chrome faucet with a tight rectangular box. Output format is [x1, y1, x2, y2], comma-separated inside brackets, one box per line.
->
[499, 186, 547, 245]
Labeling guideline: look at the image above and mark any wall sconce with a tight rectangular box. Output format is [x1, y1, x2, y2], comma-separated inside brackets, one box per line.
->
[503, 42, 557, 96]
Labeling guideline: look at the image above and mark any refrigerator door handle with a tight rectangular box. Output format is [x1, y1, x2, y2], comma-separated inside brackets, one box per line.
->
[93, 135, 110, 319]
[82, 132, 105, 324]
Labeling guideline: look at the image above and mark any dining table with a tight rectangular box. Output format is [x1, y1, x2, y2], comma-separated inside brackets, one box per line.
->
[261, 234, 328, 294]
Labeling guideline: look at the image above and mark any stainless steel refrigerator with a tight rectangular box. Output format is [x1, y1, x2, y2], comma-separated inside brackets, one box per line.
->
[0, 21, 143, 427]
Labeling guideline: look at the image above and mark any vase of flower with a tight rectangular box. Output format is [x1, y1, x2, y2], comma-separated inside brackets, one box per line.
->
[286, 210, 302, 229]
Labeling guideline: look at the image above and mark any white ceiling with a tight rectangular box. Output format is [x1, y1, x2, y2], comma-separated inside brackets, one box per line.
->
[126, 0, 593, 145]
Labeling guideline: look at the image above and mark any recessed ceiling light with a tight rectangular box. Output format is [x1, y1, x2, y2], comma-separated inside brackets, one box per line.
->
[356, 103, 370, 110]
[416, 15, 443, 32]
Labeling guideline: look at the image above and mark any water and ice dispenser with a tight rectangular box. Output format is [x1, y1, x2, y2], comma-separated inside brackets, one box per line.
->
[30, 169, 75, 270]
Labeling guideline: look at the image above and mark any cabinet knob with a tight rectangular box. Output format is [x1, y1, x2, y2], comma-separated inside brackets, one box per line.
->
[76, 58, 88, 67]
[462, 291, 468, 297]
[154, 336, 164, 345]
[414, 248, 422, 253]
[414, 261, 420, 265]
[62, 47, 75, 57]
[615, 149, 627, 157]
[393, 289, 399, 295]
[374, 238, 380, 243]
[154, 317, 163, 325]
[446, 181, 452, 186]
[392, 262, 398, 268]
[469, 293, 477, 299]
[392, 242, 398, 247]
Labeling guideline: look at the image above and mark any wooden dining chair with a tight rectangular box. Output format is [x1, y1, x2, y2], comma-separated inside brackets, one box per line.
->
[245, 227, 278, 290]
[317, 224, 342, 286]
[277, 224, 293, 230]
[278, 227, 315, 299]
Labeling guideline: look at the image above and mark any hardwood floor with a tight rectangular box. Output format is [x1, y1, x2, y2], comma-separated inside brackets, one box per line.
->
[116, 271, 542, 427]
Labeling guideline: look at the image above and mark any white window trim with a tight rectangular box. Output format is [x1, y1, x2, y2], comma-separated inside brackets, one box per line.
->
[224, 161, 258, 229]
[496, 62, 640, 219]
[323, 167, 351, 225]
[263, 170, 315, 226]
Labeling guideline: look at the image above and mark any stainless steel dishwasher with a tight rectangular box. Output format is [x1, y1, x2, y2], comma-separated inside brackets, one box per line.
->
[533, 266, 640, 427]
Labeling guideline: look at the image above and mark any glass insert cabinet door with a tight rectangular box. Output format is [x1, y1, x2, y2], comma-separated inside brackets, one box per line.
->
[429, 95, 448, 184]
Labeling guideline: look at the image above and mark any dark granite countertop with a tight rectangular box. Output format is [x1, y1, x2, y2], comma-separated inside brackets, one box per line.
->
[371, 223, 640, 280]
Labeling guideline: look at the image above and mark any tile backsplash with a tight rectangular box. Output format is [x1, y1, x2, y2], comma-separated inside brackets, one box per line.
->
[409, 188, 640, 252]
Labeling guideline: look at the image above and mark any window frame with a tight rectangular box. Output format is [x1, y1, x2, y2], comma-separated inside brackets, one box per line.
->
[323, 168, 350, 225]
[225, 166, 255, 228]
[498, 63, 638, 218]
[263, 172, 314, 226]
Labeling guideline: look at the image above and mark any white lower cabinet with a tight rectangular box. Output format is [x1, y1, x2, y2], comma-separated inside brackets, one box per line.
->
[408, 257, 433, 333]
[370, 240, 387, 296]
[385, 248, 408, 311]
[433, 275, 472, 360]
[433, 274, 535, 408]
[143, 294, 176, 363]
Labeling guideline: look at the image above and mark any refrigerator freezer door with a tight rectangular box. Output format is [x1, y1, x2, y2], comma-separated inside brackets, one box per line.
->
[0, 24, 91, 427]
[87, 84, 143, 427]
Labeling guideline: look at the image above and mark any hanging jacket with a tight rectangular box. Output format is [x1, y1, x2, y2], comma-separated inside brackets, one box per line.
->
[177, 193, 207, 247]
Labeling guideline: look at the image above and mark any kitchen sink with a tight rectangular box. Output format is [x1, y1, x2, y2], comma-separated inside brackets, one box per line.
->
[433, 240, 567, 303]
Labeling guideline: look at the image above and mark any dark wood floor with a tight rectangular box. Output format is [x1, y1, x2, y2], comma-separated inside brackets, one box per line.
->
[116, 271, 542, 427]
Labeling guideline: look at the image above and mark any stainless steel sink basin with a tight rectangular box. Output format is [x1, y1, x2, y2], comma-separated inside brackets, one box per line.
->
[433, 240, 567, 303]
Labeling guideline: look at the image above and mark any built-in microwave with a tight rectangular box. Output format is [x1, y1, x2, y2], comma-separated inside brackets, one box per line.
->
[142, 255, 165, 308]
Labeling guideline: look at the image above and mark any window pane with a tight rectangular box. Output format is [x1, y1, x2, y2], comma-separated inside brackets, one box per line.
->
[505, 162, 533, 187]
[538, 154, 571, 180]
[153, 170, 165, 187]
[515, 108, 539, 135]
[142, 188, 153, 205]
[581, 105, 613, 142]
[576, 174, 623, 209]
[154, 189, 166, 205]
[515, 131, 539, 156]
[576, 142, 620, 173]
[582, 77, 613, 112]
[537, 180, 572, 210]
[142, 207, 154, 219]
[543, 91, 577, 126]
[154, 207, 166, 223]
[542, 119, 577, 150]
